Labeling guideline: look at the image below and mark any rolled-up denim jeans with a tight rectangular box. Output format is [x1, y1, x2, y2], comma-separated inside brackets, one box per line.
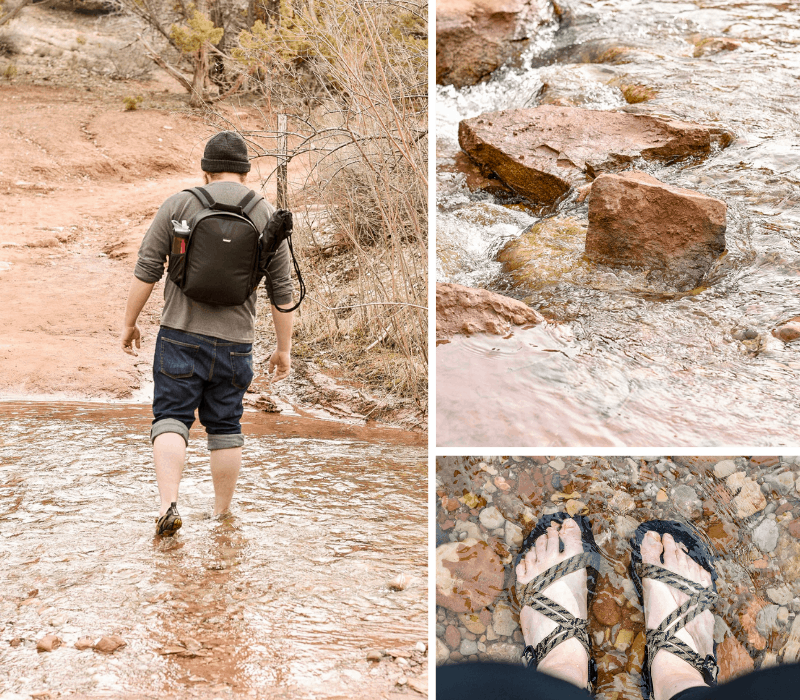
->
[151, 326, 254, 450]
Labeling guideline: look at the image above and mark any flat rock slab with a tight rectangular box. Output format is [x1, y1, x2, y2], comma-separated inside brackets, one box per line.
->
[436, 282, 545, 338]
[436, 539, 505, 612]
[437, 0, 552, 87]
[459, 106, 732, 204]
[586, 170, 726, 289]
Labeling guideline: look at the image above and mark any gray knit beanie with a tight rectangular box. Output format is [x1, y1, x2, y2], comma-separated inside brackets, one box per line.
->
[201, 131, 251, 173]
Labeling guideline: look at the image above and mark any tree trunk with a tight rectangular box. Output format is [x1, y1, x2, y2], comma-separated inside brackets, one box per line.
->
[189, 44, 208, 106]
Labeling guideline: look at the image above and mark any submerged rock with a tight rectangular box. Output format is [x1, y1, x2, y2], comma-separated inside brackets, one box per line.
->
[36, 634, 61, 652]
[772, 318, 800, 343]
[717, 634, 754, 682]
[458, 107, 731, 204]
[93, 635, 127, 653]
[586, 171, 726, 290]
[733, 478, 766, 518]
[752, 518, 779, 553]
[437, 0, 552, 87]
[436, 282, 545, 338]
[496, 217, 589, 290]
[436, 538, 505, 612]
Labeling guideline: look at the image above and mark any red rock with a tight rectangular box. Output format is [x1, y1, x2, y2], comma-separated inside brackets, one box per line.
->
[739, 598, 768, 651]
[36, 634, 61, 652]
[93, 635, 126, 653]
[444, 624, 461, 649]
[441, 520, 455, 531]
[436, 539, 506, 613]
[517, 471, 536, 500]
[436, 282, 545, 338]
[717, 635, 754, 682]
[533, 470, 544, 486]
[586, 170, 726, 290]
[448, 151, 512, 195]
[787, 518, 800, 539]
[592, 592, 622, 627]
[442, 496, 460, 512]
[478, 609, 492, 626]
[437, 0, 552, 87]
[773, 319, 800, 343]
[707, 521, 737, 551]
[458, 107, 731, 205]
[775, 503, 793, 516]
[74, 637, 94, 650]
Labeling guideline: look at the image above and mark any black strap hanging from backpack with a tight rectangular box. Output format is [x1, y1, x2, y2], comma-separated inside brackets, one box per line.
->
[259, 209, 306, 313]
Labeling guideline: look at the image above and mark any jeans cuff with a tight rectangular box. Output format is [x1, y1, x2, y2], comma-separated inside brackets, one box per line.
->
[151, 418, 190, 446]
[207, 433, 244, 451]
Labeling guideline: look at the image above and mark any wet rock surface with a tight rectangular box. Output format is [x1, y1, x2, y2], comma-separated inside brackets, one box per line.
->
[436, 456, 800, 698]
[436, 539, 506, 612]
[586, 171, 727, 290]
[458, 107, 731, 205]
[772, 318, 800, 343]
[437, 0, 553, 87]
[436, 282, 545, 338]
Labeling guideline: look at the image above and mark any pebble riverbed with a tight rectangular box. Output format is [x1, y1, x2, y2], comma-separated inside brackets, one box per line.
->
[436, 456, 800, 700]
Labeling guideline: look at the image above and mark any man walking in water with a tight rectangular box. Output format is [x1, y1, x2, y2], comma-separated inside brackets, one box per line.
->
[120, 131, 294, 536]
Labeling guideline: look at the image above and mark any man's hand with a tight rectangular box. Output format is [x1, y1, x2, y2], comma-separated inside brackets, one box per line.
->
[121, 325, 141, 356]
[268, 349, 291, 383]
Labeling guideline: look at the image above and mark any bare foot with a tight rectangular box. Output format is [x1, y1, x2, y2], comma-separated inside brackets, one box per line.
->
[641, 531, 715, 700]
[515, 518, 589, 688]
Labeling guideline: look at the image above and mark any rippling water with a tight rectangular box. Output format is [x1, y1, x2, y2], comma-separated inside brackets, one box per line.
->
[436, 456, 800, 700]
[0, 403, 426, 699]
[437, 0, 800, 446]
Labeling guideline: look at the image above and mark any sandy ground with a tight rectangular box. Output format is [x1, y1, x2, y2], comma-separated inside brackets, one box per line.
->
[0, 6, 424, 435]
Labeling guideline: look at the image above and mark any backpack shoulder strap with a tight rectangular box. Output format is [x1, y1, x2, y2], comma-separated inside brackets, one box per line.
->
[184, 186, 215, 208]
[239, 190, 263, 218]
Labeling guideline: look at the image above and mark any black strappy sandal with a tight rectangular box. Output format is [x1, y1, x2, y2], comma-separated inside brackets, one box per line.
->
[514, 513, 602, 692]
[630, 520, 719, 699]
[155, 501, 182, 537]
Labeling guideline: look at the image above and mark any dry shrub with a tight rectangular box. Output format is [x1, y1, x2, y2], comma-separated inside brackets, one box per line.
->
[235, 0, 428, 406]
[0, 30, 19, 55]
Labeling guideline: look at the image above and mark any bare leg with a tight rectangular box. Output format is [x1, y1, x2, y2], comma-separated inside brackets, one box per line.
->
[209, 446, 242, 515]
[515, 519, 589, 689]
[153, 432, 186, 516]
[642, 531, 715, 700]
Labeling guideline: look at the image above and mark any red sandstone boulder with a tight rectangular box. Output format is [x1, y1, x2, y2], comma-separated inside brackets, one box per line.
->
[586, 171, 726, 289]
[458, 107, 732, 204]
[437, 0, 552, 87]
[436, 282, 545, 338]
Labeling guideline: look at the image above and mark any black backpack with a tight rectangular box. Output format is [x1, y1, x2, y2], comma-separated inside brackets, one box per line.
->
[167, 186, 303, 310]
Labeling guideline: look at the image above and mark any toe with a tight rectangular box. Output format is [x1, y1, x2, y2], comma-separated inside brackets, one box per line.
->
[535, 531, 549, 561]
[546, 524, 560, 559]
[662, 533, 680, 570]
[641, 530, 663, 564]
[515, 558, 528, 581]
[560, 518, 583, 556]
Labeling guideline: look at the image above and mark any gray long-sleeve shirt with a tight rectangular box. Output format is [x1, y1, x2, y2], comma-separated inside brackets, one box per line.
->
[134, 181, 292, 343]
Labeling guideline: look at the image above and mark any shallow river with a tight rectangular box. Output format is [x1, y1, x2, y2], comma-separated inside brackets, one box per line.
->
[437, 0, 800, 446]
[436, 456, 800, 699]
[0, 403, 426, 699]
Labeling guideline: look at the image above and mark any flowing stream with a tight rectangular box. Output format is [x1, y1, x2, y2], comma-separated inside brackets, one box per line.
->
[437, 0, 800, 446]
[0, 403, 426, 699]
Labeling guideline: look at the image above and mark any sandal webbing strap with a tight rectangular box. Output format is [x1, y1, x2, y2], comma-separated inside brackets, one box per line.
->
[637, 562, 719, 685]
[516, 552, 597, 668]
